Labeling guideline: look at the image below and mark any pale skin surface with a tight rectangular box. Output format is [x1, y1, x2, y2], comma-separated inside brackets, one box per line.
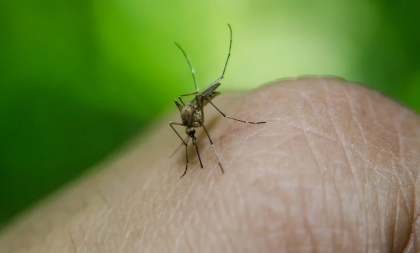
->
[0, 77, 419, 253]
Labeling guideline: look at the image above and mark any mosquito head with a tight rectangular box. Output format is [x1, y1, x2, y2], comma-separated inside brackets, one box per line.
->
[186, 127, 196, 139]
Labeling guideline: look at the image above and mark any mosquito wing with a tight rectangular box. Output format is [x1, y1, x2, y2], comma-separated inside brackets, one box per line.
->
[197, 82, 221, 98]
[191, 82, 221, 105]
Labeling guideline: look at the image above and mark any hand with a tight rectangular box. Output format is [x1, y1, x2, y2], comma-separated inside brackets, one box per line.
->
[1, 77, 419, 252]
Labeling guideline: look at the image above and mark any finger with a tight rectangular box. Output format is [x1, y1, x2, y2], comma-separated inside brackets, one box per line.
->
[168, 77, 420, 252]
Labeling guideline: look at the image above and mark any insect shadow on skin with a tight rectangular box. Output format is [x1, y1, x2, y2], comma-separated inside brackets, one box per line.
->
[170, 24, 266, 178]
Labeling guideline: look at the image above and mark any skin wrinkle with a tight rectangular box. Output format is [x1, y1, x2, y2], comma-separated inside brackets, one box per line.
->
[322, 79, 363, 249]
[403, 236, 414, 253]
[392, 192, 400, 251]
[297, 145, 318, 252]
[334, 79, 388, 249]
[415, 215, 420, 252]
[364, 91, 380, 127]
[390, 154, 412, 236]
[313, 85, 347, 251]
[375, 157, 387, 252]
[393, 110, 414, 228]
[403, 126, 420, 233]
[415, 164, 420, 252]
[118, 207, 132, 253]
[226, 126, 267, 168]
[293, 98, 323, 252]
[233, 168, 248, 236]
[139, 190, 161, 249]
[96, 223, 106, 244]
[344, 85, 372, 166]
[282, 159, 294, 253]
[229, 182, 246, 249]
[350, 84, 410, 251]
[69, 229, 77, 253]
[332, 163, 345, 250]
[79, 226, 86, 248]
[396, 110, 407, 171]
[207, 115, 263, 169]
[103, 226, 113, 247]
[285, 131, 308, 251]
[197, 196, 213, 247]
[397, 186, 410, 250]
[203, 95, 266, 165]
[405, 151, 418, 185]
[85, 216, 94, 241]
[366, 86, 416, 251]
[341, 84, 374, 251]
[272, 116, 340, 145]
[166, 192, 182, 226]
[404, 213, 420, 253]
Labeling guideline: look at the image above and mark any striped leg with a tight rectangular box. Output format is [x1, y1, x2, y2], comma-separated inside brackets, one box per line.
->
[180, 144, 189, 178]
[169, 122, 188, 145]
[208, 100, 265, 124]
[202, 125, 224, 174]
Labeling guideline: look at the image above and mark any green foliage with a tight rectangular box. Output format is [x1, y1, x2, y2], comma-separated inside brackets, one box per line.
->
[0, 0, 419, 228]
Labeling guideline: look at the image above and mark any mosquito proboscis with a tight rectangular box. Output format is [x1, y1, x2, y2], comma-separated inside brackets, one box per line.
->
[170, 24, 266, 178]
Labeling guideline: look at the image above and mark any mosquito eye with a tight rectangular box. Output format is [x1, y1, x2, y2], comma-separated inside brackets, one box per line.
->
[191, 129, 196, 134]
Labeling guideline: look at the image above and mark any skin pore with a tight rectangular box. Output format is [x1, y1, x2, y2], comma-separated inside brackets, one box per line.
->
[0, 77, 419, 253]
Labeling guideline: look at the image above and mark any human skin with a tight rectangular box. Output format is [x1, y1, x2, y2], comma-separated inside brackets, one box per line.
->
[0, 77, 419, 253]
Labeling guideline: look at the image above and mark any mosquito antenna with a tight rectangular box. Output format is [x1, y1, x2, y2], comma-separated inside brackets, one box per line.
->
[175, 42, 199, 93]
[210, 24, 232, 86]
[222, 24, 233, 79]
[169, 136, 189, 159]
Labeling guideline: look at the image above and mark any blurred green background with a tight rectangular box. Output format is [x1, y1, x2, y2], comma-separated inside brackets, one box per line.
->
[0, 0, 419, 229]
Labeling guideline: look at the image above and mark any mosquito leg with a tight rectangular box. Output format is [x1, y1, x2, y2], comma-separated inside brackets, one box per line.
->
[179, 92, 199, 96]
[194, 140, 203, 168]
[209, 24, 232, 86]
[174, 100, 182, 111]
[169, 122, 188, 145]
[180, 144, 189, 178]
[207, 100, 265, 124]
[202, 125, 224, 174]
[170, 136, 189, 159]
[178, 96, 184, 105]
[177, 91, 199, 105]
[179, 92, 198, 97]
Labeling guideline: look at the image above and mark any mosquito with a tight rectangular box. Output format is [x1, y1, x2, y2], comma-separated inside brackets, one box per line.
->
[170, 24, 266, 178]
